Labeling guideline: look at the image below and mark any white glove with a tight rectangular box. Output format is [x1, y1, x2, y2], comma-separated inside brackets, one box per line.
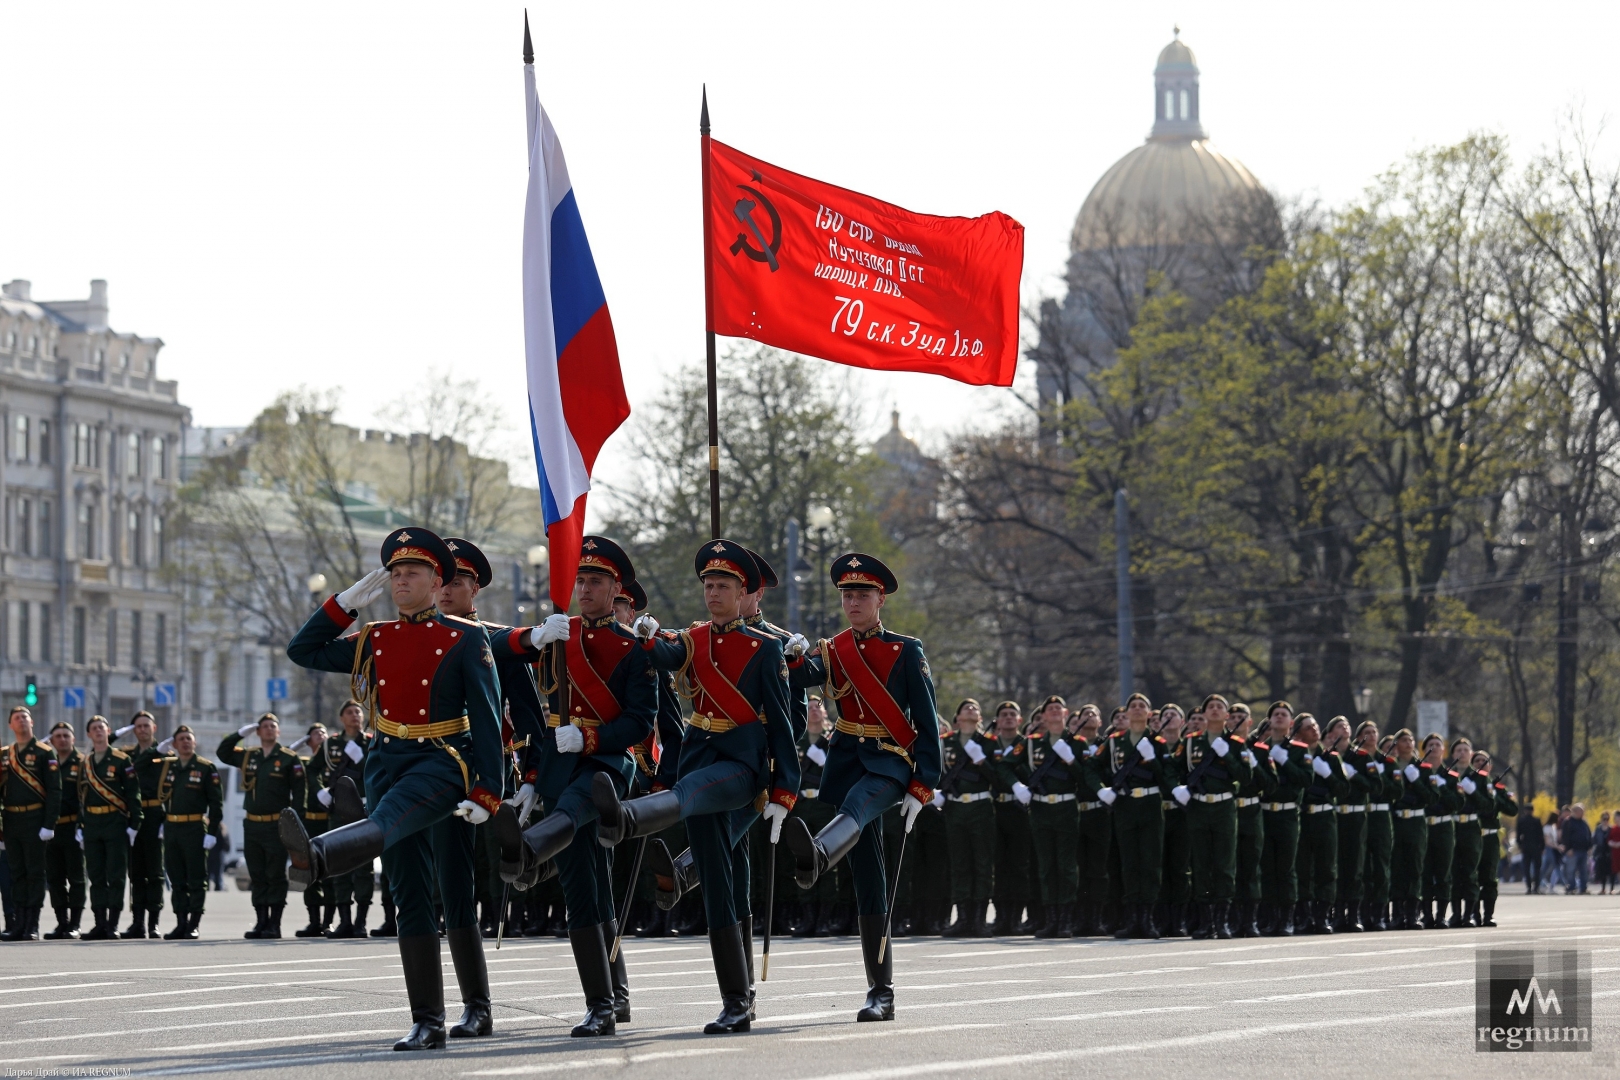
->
[316, 787, 333, 807]
[1241, 750, 1257, 767]
[345, 740, 364, 763]
[115, 724, 136, 738]
[38, 827, 54, 841]
[76, 828, 84, 848]
[1270, 743, 1289, 765]
[785, 633, 809, 658]
[156, 737, 174, 754]
[554, 724, 584, 754]
[1052, 739, 1075, 764]
[963, 740, 987, 764]
[127, 827, 138, 845]
[1313, 756, 1332, 778]
[931, 790, 945, 808]
[1404, 764, 1420, 782]
[1341, 760, 1356, 779]
[1172, 785, 1191, 806]
[1374, 761, 1385, 774]
[203, 834, 217, 850]
[1460, 776, 1476, 794]
[1086, 742, 1102, 758]
[1097, 788, 1117, 806]
[1012, 781, 1032, 805]
[1210, 736, 1229, 757]
[763, 801, 789, 843]
[900, 794, 924, 832]
[530, 612, 571, 648]
[631, 614, 660, 641]
[336, 567, 390, 612]
[289, 737, 310, 754]
[1430, 774, 1447, 787]
[453, 799, 491, 825]
[1136, 737, 1156, 761]
[237, 722, 259, 737]
[505, 782, 538, 820]
[806, 743, 827, 767]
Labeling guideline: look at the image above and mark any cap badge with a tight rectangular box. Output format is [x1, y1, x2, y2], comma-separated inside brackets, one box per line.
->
[396, 531, 412, 543]
[582, 539, 598, 550]
[847, 556, 862, 568]
[711, 541, 727, 554]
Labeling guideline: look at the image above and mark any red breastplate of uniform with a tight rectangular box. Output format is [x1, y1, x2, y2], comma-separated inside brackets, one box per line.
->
[685, 622, 762, 723]
[828, 630, 914, 748]
[562, 617, 635, 724]
[366, 615, 464, 726]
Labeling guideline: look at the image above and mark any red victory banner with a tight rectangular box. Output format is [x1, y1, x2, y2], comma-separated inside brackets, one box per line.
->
[704, 138, 1024, 387]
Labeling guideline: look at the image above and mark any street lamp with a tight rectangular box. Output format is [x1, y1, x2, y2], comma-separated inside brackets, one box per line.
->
[1549, 464, 1576, 803]
[528, 543, 551, 616]
[1511, 518, 1538, 547]
[1354, 685, 1372, 722]
[806, 505, 834, 637]
[307, 573, 329, 722]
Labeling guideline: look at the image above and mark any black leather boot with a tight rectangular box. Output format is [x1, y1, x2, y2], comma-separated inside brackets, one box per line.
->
[45, 908, 76, 940]
[649, 841, 700, 911]
[1214, 900, 1234, 939]
[83, 907, 109, 940]
[183, 911, 201, 939]
[1113, 904, 1134, 939]
[1036, 901, 1072, 939]
[784, 814, 863, 890]
[741, 916, 757, 1020]
[163, 911, 191, 940]
[792, 901, 819, 937]
[942, 902, 975, 937]
[296, 896, 325, 937]
[1167, 903, 1189, 937]
[394, 934, 448, 1050]
[593, 775, 680, 847]
[243, 905, 268, 939]
[329, 776, 365, 825]
[1316, 900, 1335, 934]
[703, 921, 752, 1034]
[282, 811, 385, 889]
[1482, 897, 1497, 927]
[606, 920, 631, 1022]
[120, 906, 146, 939]
[975, 898, 993, 937]
[327, 904, 355, 938]
[1139, 903, 1160, 939]
[567, 922, 617, 1036]
[372, 897, 397, 937]
[265, 904, 285, 939]
[494, 806, 574, 886]
[855, 913, 895, 1022]
[446, 925, 493, 1037]
[1190, 901, 1214, 939]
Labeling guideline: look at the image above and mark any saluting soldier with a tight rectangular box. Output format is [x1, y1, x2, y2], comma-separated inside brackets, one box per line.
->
[293, 723, 333, 938]
[76, 715, 143, 940]
[1323, 716, 1373, 932]
[161, 725, 223, 939]
[113, 710, 173, 939]
[283, 527, 505, 1051]
[938, 699, 997, 937]
[1154, 704, 1191, 936]
[1173, 694, 1251, 940]
[44, 721, 87, 939]
[1387, 728, 1433, 930]
[319, 701, 375, 937]
[1257, 701, 1308, 935]
[781, 551, 938, 1022]
[492, 536, 655, 1038]
[1446, 736, 1484, 927]
[218, 713, 306, 938]
[1359, 729, 1398, 931]
[1418, 732, 1462, 929]
[2, 705, 61, 940]
[1291, 713, 1349, 934]
[1231, 703, 1273, 937]
[1470, 750, 1517, 927]
[988, 701, 1033, 934]
[1070, 704, 1112, 936]
[1088, 692, 1168, 939]
[1008, 695, 1084, 938]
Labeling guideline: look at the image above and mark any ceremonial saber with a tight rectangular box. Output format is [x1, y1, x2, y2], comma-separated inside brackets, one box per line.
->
[496, 880, 510, 950]
[762, 839, 777, 980]
[609, 835, 647, 964]
[877, 828, 909, 964]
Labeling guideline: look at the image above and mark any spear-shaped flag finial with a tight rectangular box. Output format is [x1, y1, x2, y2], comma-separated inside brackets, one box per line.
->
[523, 9, 534, 64]
[700, 84, 709, 136]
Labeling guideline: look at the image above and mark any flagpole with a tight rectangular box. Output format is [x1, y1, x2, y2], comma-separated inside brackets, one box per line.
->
[700, 86, 721, 540]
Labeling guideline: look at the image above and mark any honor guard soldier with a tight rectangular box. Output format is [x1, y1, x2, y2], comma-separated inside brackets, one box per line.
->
[1173, 695, 1251, 940]
[938, 699, 997, 938]
[490, 536, 656, 1038]
[319, 701, 375, 937]
[1469, 750, 1517, 927]
[1086, 692, 1167, 939]
[988, 702, 1033, 934]
[76, 716, 142, 939]
[594, 539, 799, 1035]
[113, 710, 173, 938]
[1330, 718, 1377, 932]
[283, 527, 505, 1051]
[1287, 713, 1347, 934]
[782, 552, 940, 1024]
[1358, 726, 1397, 930]
[44, 721, 87, 939]
[1256, 701, 1308, 935]
[218, 712, 306, 939]
[2, 705, 62, 940]
[293, 724, 333, 937]
[1008, 695, 1085, 939]
[161, 725, 223, 938]
[1229, 703, 1273, 937]
[1418, 732, 1463, 928]
[1387, 728, 1432, 930]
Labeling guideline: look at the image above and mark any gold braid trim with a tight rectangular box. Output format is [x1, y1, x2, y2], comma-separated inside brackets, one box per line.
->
[673, 628, 699, 701]
[537, 642, 559, 696]
[818, 639, 854, 702]
[350, 622, 383, 734]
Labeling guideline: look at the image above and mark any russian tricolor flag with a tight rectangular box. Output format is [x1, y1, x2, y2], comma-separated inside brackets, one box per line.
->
[522, 59, 630, 611]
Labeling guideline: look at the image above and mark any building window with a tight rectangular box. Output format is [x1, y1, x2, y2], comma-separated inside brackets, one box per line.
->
[92, 347, 105, 367]
[18, 497, 32, 556]
[127, 508, 141, 565]
[17, 601, 30, 661]
[216, 654, 229, 710]
[1164, 89, 1173, 120]
[73, 423, 97, 467]
[12, 415, 27, 461]
[73, 607, 87, 665]
[119, 351, 131, 371]
[107, 609, 118, 668]
[151, 435, 166, 479]
[151, 512, 165, 564]
[131, 611, 143, 668]
[27, 334, 38, 355]
[78, 501, 96, 560]
[39, 500, 51, 556]
[1180, 88, 1189, 119]
[39, 604, 50, 662]
[38, 420, 50, 464]
[126, 432, 141, 477]
[2, 496, 9, 550]
[155, 613, 167, 671]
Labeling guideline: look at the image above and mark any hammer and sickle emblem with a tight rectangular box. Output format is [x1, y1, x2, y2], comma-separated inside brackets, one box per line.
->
[730, 184, 782, 272]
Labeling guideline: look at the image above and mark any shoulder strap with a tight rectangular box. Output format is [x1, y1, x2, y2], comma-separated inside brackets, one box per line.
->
[83, 755, 129, 814]
[563, 618, 624, 724]
[829, 631, 916, 750]
[8, 744, 49, 802]
[683, 624, 761, 724]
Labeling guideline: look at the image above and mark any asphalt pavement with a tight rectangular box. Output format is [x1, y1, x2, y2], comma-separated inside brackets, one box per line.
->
[2, 889, 1615, 1080]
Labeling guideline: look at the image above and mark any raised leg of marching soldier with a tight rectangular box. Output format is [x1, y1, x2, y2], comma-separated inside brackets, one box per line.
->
[1364, 807, 1393, 930]
[1029, 800, 1079, 938]
[1334, 807, 1367, 932]
[944, 797, 995, 936]
[1075, 800, 1110, 935]
[1295, 806, 1338, 933]
[991, 798, 1032, 934]
[1234, 800, 1264, 936]
[45, 829, 87, 939]
[1187, 798, 1238, 939]
[1159, 802, 1191, 936]
[1259, 806, 1300, 935]
[1449, 817, 1483, 928]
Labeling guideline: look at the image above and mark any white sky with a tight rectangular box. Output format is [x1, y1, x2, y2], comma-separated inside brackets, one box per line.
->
[5, 0, 1619, 497]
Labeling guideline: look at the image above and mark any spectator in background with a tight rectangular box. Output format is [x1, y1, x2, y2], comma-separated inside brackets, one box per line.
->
[1517, 808, 1546, 894]
[1610, 816, 1620, 889]
[1544, 813, 1564, 889]
[1560, 804, 1592, 895]
[1594, 812, 1612, 895]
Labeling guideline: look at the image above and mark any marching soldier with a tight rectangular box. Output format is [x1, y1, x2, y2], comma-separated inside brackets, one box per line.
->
[1471, 750, 1517, 927]
[1387, 728, 1432, 930]
[283, 527, 505, 1051]
[320, 701, 375, 937]
[76, 715, 142, 940]
[988, 701, 1033, 934]
[218, 713, 305, 939]
[293, 723, 333, 938]
[2, 705, 61, 940]
[782, 551, 938, 1022]
[1325, 716, 1374, 932]
[1231, 703, 1273, 937]
[1173, 694, 1251, 940]
[44, 721, 87, 939]
[160, 725, 223, 939]
[1008, 695, 1084, 938]
[938, 699, 997, 937]
[1071, 704, 1112, 936]
[492, 535, 655, 1038]
[1418, 732, 1462, 929]
[1257, 701, 1307, 935]
[1154, 704, 1190, 936]
[114, 710, 172, 938]
[1088, 692, 1168, 939]
[1446, 737, 1484, 927]
[1291, 713, 1350, 934]
[1357, 724, 1397, 930]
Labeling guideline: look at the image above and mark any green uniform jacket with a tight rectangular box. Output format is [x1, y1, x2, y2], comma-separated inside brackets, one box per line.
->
[3, 738, 62, 828]
[990, 733, 1026, 796]
[1010, 731, 1086, 797]
[323, 731, 372, 802]
[57, 748, 84, 821]
[164, 756, 225, 838]
[1241, 737, 1280, 800]
[939, 730, 1001, 796]
[126, 743, 178, 820]
[302, 746, 330, 816]
[1482, 776, 1518, 824]
[1426, 765, 1466, 816]
[1300, 745, 1352, 806]
[1270, 740, 1318, 804]
[1085, 729, 1170, 794]
[78, 748, 143, 828]
[1339, 747, 1380, 806]
[1158, 736, 1187, 808]
[1176, 732, 1253, 797]
[1370, 753, 1405, 805]
[1389, 757, 1437, 813]
[216, 734, 306, 816]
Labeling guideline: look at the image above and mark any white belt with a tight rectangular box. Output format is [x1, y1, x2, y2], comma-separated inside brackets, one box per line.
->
[1303, 803, 1336, 814]
[1033, 793, 1077, 804]
[1236, 796, 1260, 808]
[1264, 802, 1298, 811]
[1429, 814, 1455, 824]
[1371, 803, 1390, 811]
[1481, 827, 1499, 836]
[1125, 786, 1160, 798]
[1457, 813, 1478, 823]
[1077, 801, 1102, 811]
[947, 791, 994, 803]
[1337, 804, 1366, 814]
[1395, 808, 1426, 819]
[799, 788, 819, 799]
[1193, 792, 1234, 804]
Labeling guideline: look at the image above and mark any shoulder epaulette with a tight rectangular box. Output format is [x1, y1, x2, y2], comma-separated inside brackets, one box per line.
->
[443, 613, 481, 629]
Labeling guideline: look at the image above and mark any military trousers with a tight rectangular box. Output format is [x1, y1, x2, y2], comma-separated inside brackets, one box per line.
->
[824, 771, 906, 917]
[1187, 799, 1238, 902]
[329, 861, 375, 907]
[164, 822, 210, 916]
[548, 768, 624, 929]
[128, 811, 166, 913]
[992, 800, 1032, 917]
[675, 759, 763, 929]
[1029, 800, 1080, 905]
[1450, 822, 1483, 905]
[46, 827, 87, 913]
[244, 819, 289, 907]
[1236, 804, 1264, 901]
[84, 817, 131, 913]
[1389, 816, 1428, 900]
[366, 748, 481, 937]
[1111, 792, 1164, 905]
[1335, 808, 1368, 902]
[1479, 829, 1503, 902]
[1364, 810, 1394, 905]
[427, 812, 481, 932]
[944, 799, 996, 902]
[1076, 806, 1112, 905]
[909, 804, 949, 924]
[1421, 820, 1455, 903]
[1295, 808, 1338, 903]
[880, 804, 913, 918]
[3, 811, 49, 908]
[1161, 805, 1191, 905]
[1259, 807, 1300, 906]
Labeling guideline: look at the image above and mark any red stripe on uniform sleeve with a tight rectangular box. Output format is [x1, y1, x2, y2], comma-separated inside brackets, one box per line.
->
[509, 627, 532, 654]
[323, 594, 355, 629]
[770, 787, 797, 812]
[907, 779, 933, 806]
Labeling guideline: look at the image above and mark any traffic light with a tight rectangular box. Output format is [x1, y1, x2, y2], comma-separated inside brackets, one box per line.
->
[24, 675, 38, 708]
